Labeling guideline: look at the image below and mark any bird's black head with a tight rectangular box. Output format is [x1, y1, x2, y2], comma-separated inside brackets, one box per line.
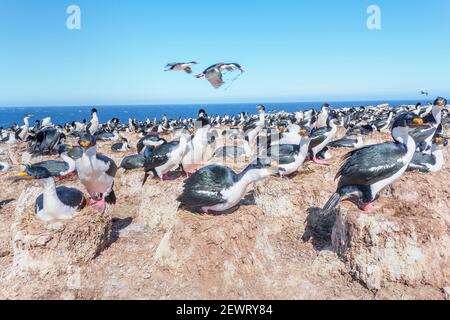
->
[19, 166, 52, 180]
[78, 132, 97, 149]
[392, 112, 430, 129]
[434, 97, 447, 107]
[91, 108, 98, 114]
[58, 144, 72, 154]
[256, 105, 266, 112]
[326, 113, 339, 127]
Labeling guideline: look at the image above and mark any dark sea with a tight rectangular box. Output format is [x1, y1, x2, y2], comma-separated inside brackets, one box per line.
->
[0, 100, 428, 128]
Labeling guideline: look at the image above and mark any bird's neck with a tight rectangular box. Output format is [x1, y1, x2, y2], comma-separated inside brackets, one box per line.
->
[42, 177, 56, 194]
[392, 127, 415, 152]
[61, 153, 76, 171]
[432, 107, 442, 125]
[237, 168, 268, 186]
[84, 146, 97, 159]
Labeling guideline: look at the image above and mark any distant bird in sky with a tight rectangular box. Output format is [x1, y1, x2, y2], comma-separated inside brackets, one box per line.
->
[420, 90, 429, 96]
[196, 63, 244, 89]
[164, 62, 198, 74]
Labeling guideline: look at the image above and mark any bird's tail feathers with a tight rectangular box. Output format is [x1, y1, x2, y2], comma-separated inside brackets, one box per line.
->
[322, 192, 341, 215]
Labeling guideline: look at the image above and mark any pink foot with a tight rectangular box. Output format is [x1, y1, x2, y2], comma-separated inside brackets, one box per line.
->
[361, 202, 374, 212]
[312, 157, 330, 165]
[160, 172, 178, 181]
[89, 197, 106, 213]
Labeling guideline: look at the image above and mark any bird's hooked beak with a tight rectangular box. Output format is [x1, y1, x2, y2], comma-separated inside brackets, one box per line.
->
[18, 171, 33, 180]
[409, 118, 431, 128]
[195, 73, 205, 78]
[299, 128, 309, 137]
[188, 127, 195, 135]
[277, 126, 285, 133]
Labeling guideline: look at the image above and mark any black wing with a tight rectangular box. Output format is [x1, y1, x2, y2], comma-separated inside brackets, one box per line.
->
[268, 144, 300, 165]
[56, 186, 86, 209]
[97, 154, 118, 177]
[144, 142, 179, 170]
[328, 138, 357, 148]
[33, 160, 69, 176]
[120, 154, 145, 170]
[408, 152, 435, 172]
[410, 127, 435, 144]
[177, 165, 236, 208]
[337, 142, 407, 189]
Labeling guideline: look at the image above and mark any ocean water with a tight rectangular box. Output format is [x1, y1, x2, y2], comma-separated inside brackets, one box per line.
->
[0, 100, 428, 128]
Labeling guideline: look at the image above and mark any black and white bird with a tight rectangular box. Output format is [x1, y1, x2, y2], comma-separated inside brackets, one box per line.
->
[316, 104, 331, 128]
[19, 166, 86, 222]
[143, 132, 191, 183]
[322, 113, 430, 213]
[23, 145, 78, 179]
[328, 130, 364, 149]
[27, 127, 65, 156]
[177, 158, 281, 214]
[165, 61, 198, 74]
[196, 63, 244, 89]
[308, 116, 339, 165]
[86, 108, 100, 135]
[0, 161, 10, 172]
[267, 127, 311, 176]
[75, 133, 117, 213]
[410, 97, 446, 153]
[407, 127, 447, 173]
[136, 135, 167, 154]
[111, 137, 131, 152]
[15, 114, 32, 141]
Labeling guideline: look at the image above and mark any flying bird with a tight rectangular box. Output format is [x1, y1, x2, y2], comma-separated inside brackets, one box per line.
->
[196, 63, 244, 89]
[420, 91, 429, 96]
[164, 62, 198, 74]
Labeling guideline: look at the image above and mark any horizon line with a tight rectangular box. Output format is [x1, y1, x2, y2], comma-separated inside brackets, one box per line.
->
[0, 97, 432, 109]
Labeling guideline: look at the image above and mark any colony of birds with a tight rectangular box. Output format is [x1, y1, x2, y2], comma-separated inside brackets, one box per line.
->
[0, 96, 449, 222]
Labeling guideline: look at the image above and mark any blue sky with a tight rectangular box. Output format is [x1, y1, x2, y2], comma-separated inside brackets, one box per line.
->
[0, 0, 449, 106]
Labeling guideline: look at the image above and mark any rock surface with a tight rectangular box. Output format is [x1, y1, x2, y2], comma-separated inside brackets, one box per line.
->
[0, 130, 448, 299]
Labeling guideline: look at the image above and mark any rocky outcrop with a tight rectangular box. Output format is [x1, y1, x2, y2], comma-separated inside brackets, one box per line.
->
[11, 186, 112, 274]
[332, 207, 449, 291]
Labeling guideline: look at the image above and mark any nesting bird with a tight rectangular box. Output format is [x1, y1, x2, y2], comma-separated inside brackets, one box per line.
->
[177, 158, 282, 214]
[322, 113, 430, 213]
[19, 166, 85, 222]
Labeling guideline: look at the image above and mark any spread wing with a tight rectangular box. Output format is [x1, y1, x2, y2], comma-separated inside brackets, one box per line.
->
[177, 165, 236, 208]
[205, 69, 224, 89]
[337, 143, 407, 188]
